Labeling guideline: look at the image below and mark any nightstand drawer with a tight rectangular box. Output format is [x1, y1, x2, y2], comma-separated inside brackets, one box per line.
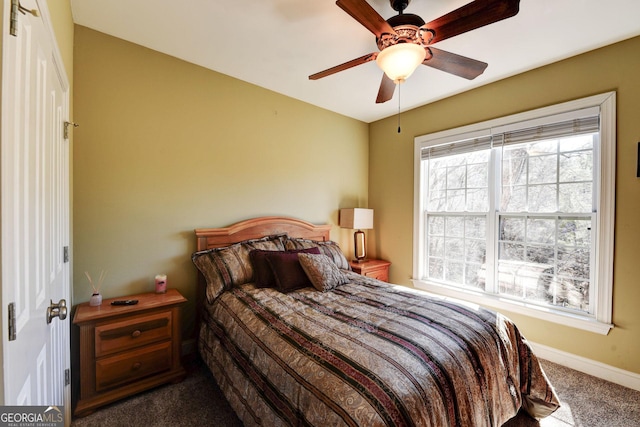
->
[95, 311, 172, 357]
[350, 259, 391, 283]
[95, 341, 172, 392]
[364, 269, 389, 282]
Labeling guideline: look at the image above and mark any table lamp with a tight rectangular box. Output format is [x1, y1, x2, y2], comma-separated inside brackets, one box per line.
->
[339, 208, 374, 262]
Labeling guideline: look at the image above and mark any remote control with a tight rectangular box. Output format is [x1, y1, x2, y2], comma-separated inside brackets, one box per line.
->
[110, 299, 138, 306]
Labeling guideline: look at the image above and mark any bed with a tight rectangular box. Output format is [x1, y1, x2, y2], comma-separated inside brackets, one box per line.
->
[192, 216, 559, 426]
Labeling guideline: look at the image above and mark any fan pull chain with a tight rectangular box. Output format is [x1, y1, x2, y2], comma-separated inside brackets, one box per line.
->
[397, 83, 402, 134]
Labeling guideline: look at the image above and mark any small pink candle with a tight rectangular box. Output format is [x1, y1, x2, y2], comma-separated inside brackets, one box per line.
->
[155, 274, 167, 293]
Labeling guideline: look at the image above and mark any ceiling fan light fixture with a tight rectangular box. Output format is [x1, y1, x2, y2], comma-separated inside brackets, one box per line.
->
[376, 43, 426, 84]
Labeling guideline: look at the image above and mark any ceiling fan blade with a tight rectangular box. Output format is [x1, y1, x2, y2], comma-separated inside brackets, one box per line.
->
[309, 52, 377, 80]
[376, 74, 396, 103]
[423, 47, 488, 80]
[421, 0, 520, 45]
[336, 0, 397, 38]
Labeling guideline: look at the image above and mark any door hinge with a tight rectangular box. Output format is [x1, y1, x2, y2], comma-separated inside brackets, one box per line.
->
[63, 122, 78, 139]
[63, 246, 69, 263]
[64, 369, 70, 386]
[8, 303, 16, 341]
[9, 0, 40, 37]
[9, 0, 18, 36]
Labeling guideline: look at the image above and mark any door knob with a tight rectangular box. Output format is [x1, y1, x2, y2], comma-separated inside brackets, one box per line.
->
[46, 299, 67, 324]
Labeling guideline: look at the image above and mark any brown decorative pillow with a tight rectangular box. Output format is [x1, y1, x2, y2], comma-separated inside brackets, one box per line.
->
[284, 238, 351, 271]
[242, 234, 288, 252]
[192, 234, 287, 303]
[264, 248, 321, 293]
[250, 247, 321, 288]
[298, 253, 349, 292]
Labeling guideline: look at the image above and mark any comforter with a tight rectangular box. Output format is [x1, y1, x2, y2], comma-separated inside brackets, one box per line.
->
[199, 272, 559, 426]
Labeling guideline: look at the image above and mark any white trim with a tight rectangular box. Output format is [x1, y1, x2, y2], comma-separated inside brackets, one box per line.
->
[413, 92, 616, 331]
[36, 0, 69, 92]
[413, 279, 613, 335]
[594, 93, 616, 324]
[413, 142, 425, 281]
[531, 341, 640, 392]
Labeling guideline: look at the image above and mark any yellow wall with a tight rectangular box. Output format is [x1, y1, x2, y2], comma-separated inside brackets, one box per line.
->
[369, 36, 640, 374]
[72, 26, 369, 336]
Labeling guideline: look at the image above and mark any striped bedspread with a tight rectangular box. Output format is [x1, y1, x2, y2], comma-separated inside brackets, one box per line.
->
[199, 272, 559, 426]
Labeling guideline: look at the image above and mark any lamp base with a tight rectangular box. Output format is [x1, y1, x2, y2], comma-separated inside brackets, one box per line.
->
[353, 230, 367, 262]
[352, 258, 368, 263]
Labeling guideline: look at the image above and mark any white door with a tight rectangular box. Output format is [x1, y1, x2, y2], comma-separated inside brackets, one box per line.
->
[1, 0, 71, 420]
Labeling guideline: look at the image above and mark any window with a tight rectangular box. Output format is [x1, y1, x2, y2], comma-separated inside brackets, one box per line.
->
[413, 93, 616, 334]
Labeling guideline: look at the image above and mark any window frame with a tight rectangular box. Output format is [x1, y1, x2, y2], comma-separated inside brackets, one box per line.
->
[412, 92, 616, 335]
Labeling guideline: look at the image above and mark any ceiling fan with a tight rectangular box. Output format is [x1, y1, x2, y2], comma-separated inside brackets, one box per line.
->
[309, 0, 521, 103]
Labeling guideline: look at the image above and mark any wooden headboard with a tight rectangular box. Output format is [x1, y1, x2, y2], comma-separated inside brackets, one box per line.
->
[195, 216, 331, 251]
[194, 216, 332, 321]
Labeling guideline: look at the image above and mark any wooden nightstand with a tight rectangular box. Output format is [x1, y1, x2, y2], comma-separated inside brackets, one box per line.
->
[350, 259, 391, 282]
[73, 289, 187, 417]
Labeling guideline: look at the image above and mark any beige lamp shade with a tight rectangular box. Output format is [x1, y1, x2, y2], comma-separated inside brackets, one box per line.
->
[339, 208, 374, 230]
[339, 208, 374, 262]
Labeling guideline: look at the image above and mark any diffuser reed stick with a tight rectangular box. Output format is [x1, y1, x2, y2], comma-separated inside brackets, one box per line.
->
[85, 270, 106, 294]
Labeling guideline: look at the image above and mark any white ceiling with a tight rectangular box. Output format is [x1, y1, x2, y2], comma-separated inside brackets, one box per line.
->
[70, 0, 640, 123]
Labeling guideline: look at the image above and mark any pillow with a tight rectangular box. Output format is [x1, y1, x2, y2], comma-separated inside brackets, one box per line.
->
[284, 238, 351, 271]
[298, 253, 349, 292]
[242, 234, 288, 252]
[264, 248, 321, 293]
[250, 247, 321, 288]
[192, 234, 287, 303]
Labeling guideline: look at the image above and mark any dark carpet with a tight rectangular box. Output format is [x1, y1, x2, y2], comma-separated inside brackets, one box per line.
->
[71, 357, 242, 427]
[71, 358, 640, 426]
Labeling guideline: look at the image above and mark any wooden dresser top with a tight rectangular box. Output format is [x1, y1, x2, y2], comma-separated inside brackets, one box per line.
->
[73, 288, 186, 324]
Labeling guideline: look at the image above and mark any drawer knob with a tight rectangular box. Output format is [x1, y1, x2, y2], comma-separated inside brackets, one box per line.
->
[132, 362, 142, 371]
[131, 330, 141, 338]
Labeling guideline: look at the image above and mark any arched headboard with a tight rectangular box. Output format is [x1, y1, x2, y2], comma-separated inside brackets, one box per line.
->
[195, 216, 331, 251]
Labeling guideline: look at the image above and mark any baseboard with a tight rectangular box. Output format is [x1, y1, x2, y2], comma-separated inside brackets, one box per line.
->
[181, 338, 197, 357]
[530, 341, 640, 392]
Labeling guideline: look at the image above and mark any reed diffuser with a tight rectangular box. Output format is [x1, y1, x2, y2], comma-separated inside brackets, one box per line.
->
[86, 270, 106, 307]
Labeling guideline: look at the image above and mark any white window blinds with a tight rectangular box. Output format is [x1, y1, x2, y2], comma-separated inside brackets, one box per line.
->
[494, 115, 600, 147]
[421, 106, 600, 159]
[421, 135, 492, 160]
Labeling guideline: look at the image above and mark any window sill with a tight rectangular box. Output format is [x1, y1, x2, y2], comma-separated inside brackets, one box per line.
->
[411, 279, 614, 335]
